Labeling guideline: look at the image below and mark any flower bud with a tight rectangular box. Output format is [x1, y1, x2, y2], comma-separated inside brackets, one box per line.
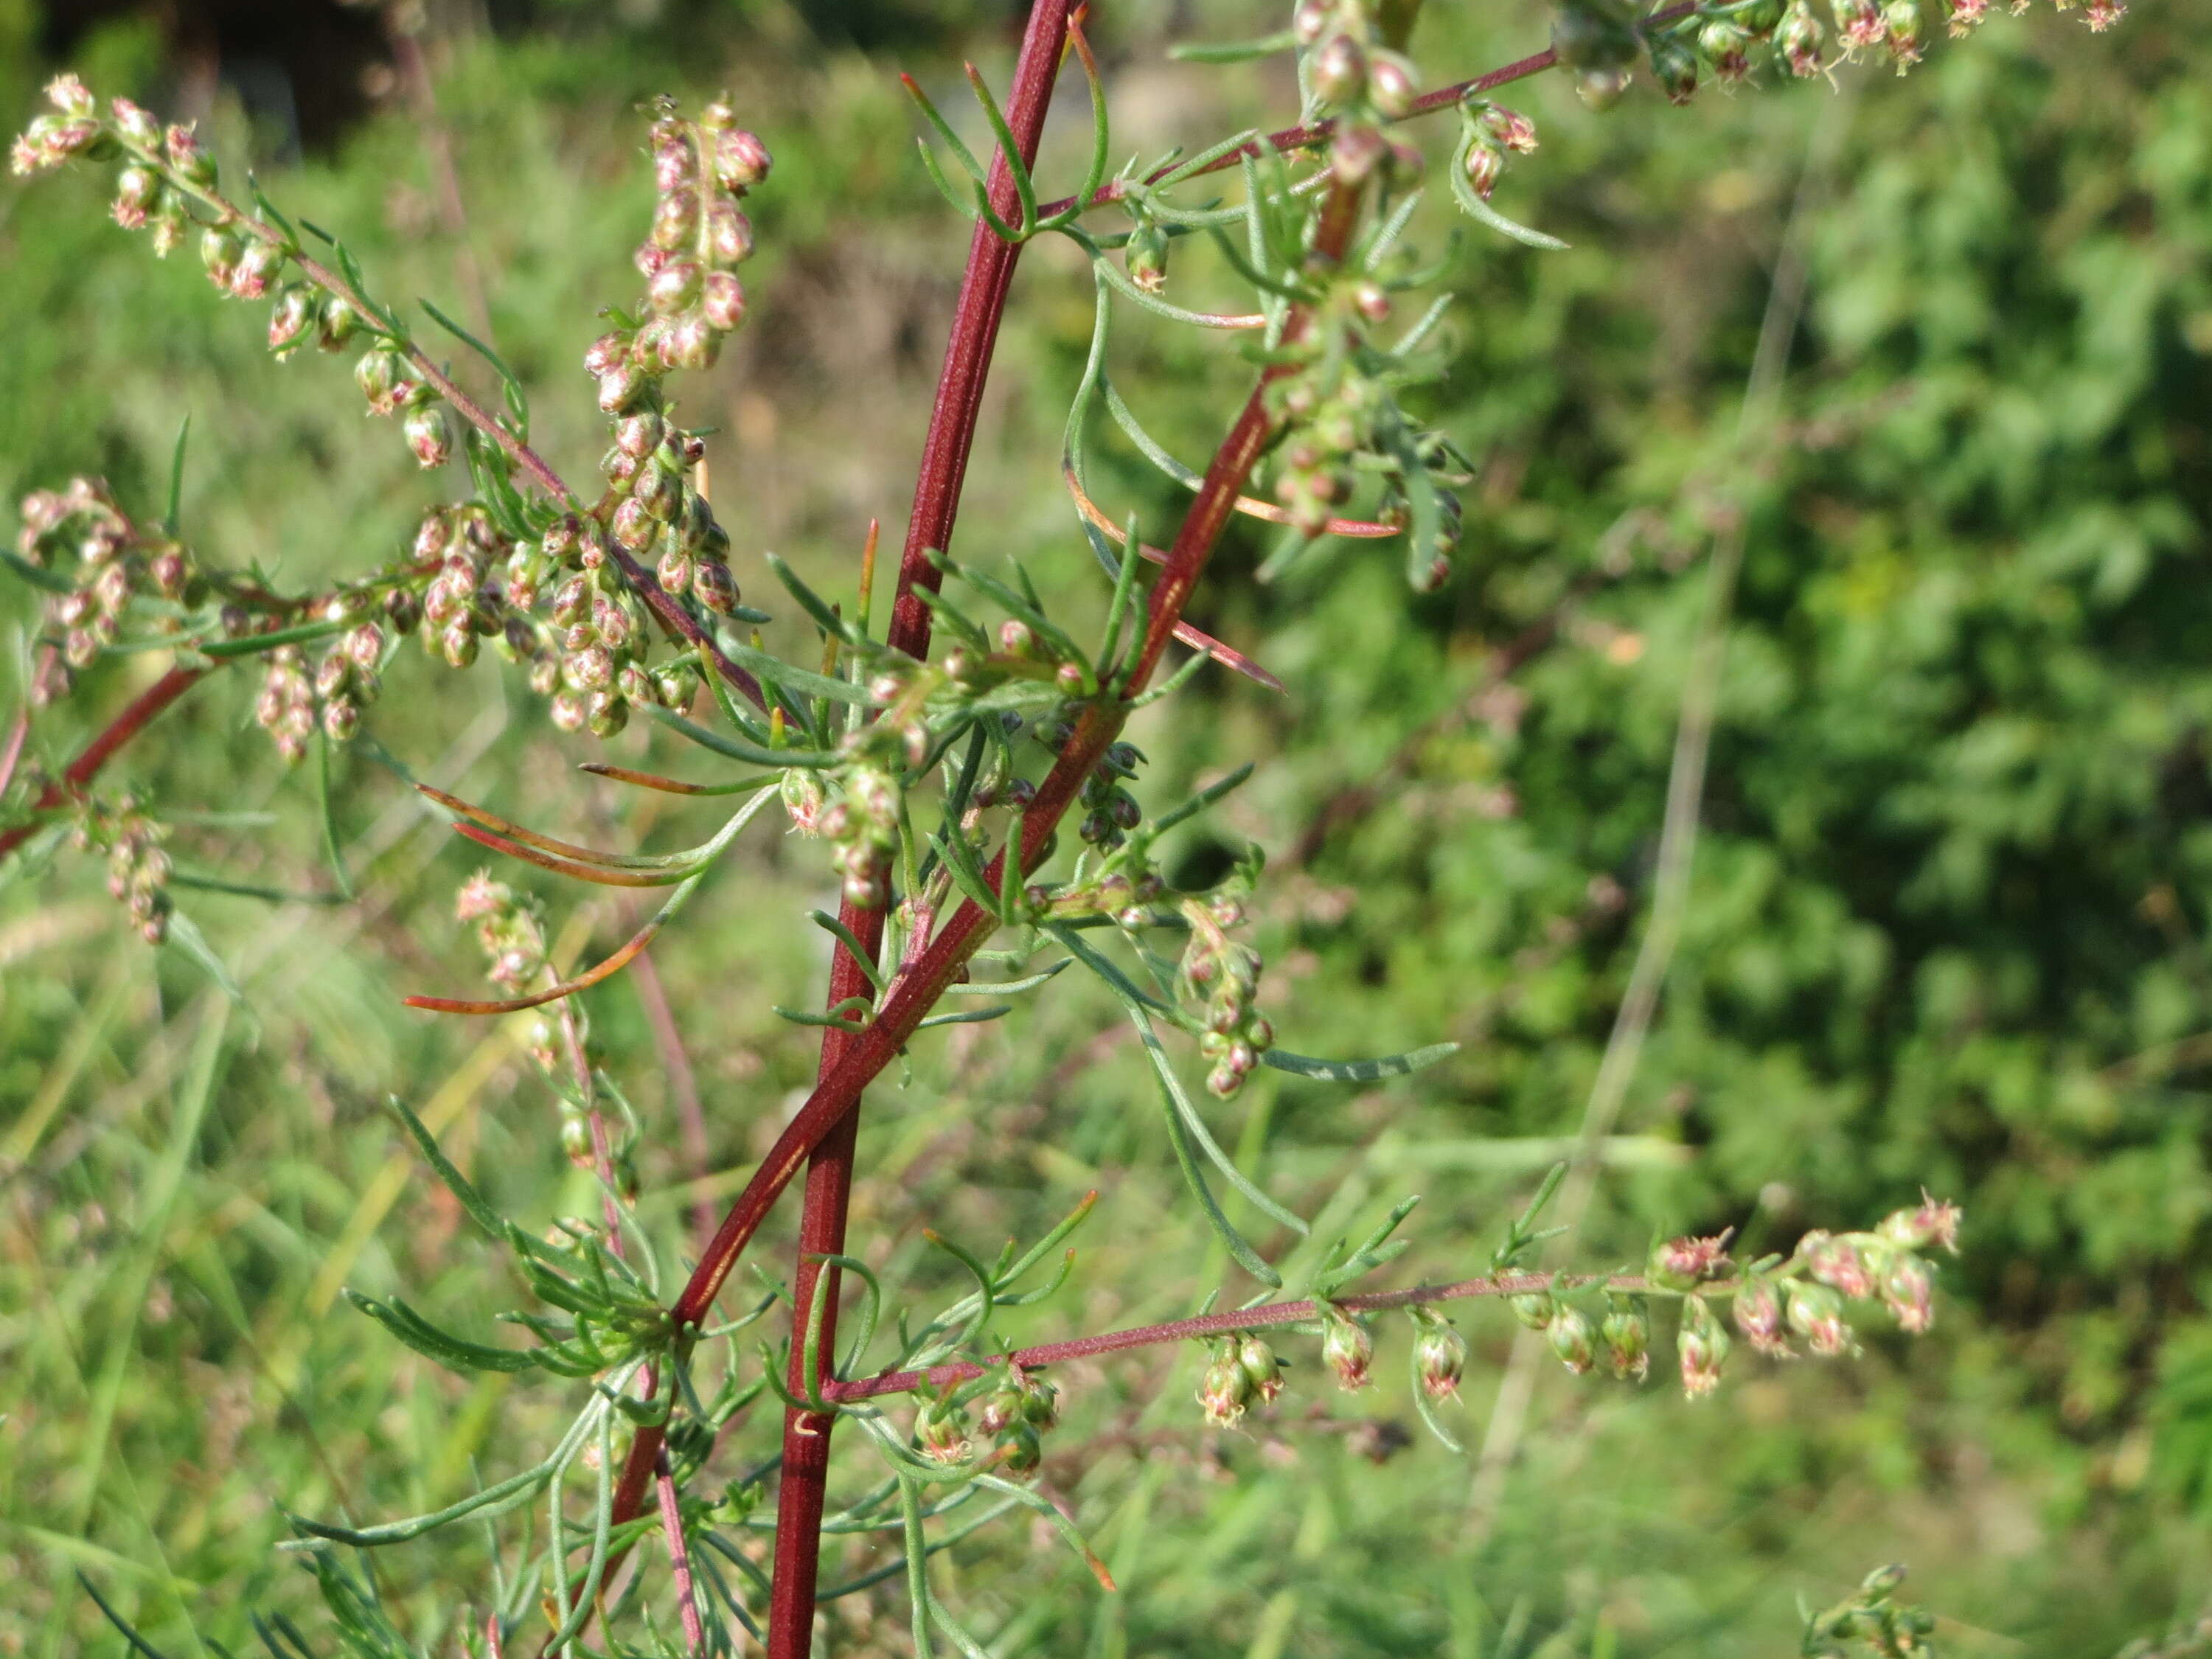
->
[440, 621, 479, 669]
[1650, 32, 1701, 102]
[1784, 1281, 1851, 1356]
[1801, 1230, 1875, 1299]
[587, 690, 628, 738]
[383, 586, 422, 633]
[1329, 124, 1388, 186]
[653, 138, 695, 195]
[1877, 1194, 1961, 1255]
[652, 187, 699, 250]
[665, 316, 719, 372]
[1647, 1231, 1731, 1291]
[712, 128, 771, 192]
[1368, 52, 1417, 119]
[692, 556, 739, 614]
[404, 403, 453, 468]
[1600, 1295, 1651, 1381]
[1547, 1304, 1596, 1374]
[918, 1399, 971, 1464]
[657, 545, 693, 595]
[1125, 222, 1170, 293]
[164, 123, 215, 189]
[267, 283, 314, 357]
[1733, 1279, 1789, 1354]
[111, 97, 161, 149]
[1883, 0, 1924, 60]
[356, 347, 407, 415]
[611, 497, 655, 552]
[584, 330, 628, 378]
[1237, 1334, 1284, 1403]
[229, 239, 283, 301]
[321, 696, 360, 743]
[1198, 1349, 1252, 1428]
[1412, 1311, 1469, 1401]
[1461, 136, 1503, 201]
[994, 1419, 1042, 1472]
[1574, 67, 1634, 110]
[112, 164, 159, 229]
[700, 270, 747, 332]
[1483, 104, 1538, 153]
[1510, 1290, 1557, 1330]
[1781, 0, 1827, 69]
[597, 362, 646, 415]
[1700, 17, 1752, 78]
[200, 225, 241, 288]
[1879, 1254, 1934, 1333]
[1309, 34, 1367, 108]
[705, 198, 754, 265]
[648, 257, 703, 316]
[1677, 1295, 1731, 1398]
[1322, 1308, 1373, 1391]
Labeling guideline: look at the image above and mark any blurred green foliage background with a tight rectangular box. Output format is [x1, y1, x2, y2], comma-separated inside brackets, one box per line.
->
[3, 0, 2211, 1653]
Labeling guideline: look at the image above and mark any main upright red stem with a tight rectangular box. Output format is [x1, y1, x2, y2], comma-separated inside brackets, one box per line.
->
[765, 7, 1077, 1655]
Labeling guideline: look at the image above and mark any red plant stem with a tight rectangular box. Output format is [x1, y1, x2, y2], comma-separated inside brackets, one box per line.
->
[654, 1450, 708, 1658]
[0, 664, 207, 860]
[825, 1270, 1672, 1402]
[766, 5, 1077, 1654]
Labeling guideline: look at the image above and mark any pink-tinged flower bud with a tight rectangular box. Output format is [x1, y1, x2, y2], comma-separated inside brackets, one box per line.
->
[440, 621, 480, 669]
[615, 411, 663, 459]
[1699, 17, 1751, 80]
[10, 126, 50, 178]
[46, 74, 94, 118]
[164, 123, 215, 189]
[712, 128, 771, 192]
[1877, 1194, 1961, 1255]
[591, 589, 634, 648]
[1548, 1304, 1597, 1374]
[1309, 33, 1366, 108]
[267, 283, 313, 357]
[647, 257, 703, 316]
[2082, 0, 2123, 28]
[1781, 1, 1826, 71]
[597, 363, 645, 414]
[1833, 0, 1886, 49]
[569, 644, 614, 693]
[1677, 1295, 1731, 1398]
[549, 690, 586, 732]
[583, 330, 629, 378]
[201, 225, 241, 288]
[1368, 52, 1417, 119]
[147, 203, 187, 258]
[1237, 1333, 1284, 1403]
[111, 97, 161, 149]
[652, 187, 700, 251]
[1882, 0, 1924, 60]
[705, 198, 754, 265]
[611, 497, 655, 553]
[1461, 136, 1504, 201]
[356, 347, 407, 415]
[1648, 1230, 1733, 1291]
[698, 271, 746, 334]
[111, 164, 159, 229]
[632, 453, 681, 521]
[1879, 1254, 1934, 1333]
[347, 622, 386, 672]
[1801, 1231, 1876, 1299]
[321, 695, 360, 743]
[665, 316, 719, 372]
[314, 651, 351, 700]
[1122, 221, 1170, 294]
[1329, 124, 1387, 186]
[1413, 1312, 1470, 1400]
[1784, 1281, 1852, 1356]
[1323, 1308, 1374, 1390]
[1198, 1349, 1251, 1428]
[229, 238, 282, 300]
[1732, 1278, 1790, 1354]
[148, 546, 189, 597]
[1600, 1295, 1651, 1382]
[656, 545, 693, 595]
[404, 403, 453, 468]
[653, 137, 696, 195]
[692, 555, 739, 615]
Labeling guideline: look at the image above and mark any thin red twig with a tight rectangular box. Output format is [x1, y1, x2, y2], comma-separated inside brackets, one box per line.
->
[0, 664, 208, 860]
[825, 1269, 1664, 1402]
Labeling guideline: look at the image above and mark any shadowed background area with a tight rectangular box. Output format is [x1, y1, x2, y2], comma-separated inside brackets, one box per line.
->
[3, 0, 2211, 1653]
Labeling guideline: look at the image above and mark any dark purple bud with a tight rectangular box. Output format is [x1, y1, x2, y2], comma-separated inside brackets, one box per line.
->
[692, 556, 738, 615]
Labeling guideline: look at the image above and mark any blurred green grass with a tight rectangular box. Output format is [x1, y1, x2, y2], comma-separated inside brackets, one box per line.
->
[4, 1, 2212, 1654]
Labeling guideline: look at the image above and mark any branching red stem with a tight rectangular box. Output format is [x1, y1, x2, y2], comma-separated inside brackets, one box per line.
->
[0, 664, 207, 860]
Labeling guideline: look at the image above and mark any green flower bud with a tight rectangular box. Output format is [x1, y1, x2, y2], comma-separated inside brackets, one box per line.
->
[1547, 1304, 1597, 1374]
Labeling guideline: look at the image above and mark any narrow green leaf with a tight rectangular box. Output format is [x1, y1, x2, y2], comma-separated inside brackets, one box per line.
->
[1259, 1041, 1459, 1082]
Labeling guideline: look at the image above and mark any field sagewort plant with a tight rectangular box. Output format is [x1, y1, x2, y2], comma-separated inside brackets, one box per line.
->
[4, 0, 2121, 1652]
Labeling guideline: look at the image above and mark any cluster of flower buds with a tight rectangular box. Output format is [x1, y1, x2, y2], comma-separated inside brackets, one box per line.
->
[252, 646, 317, 762]
[1197, 1332, 1284, 1428]
[1457, 100, 1537, 203]
[1175, 892, 1276, 1099]
[1075, 738, 1144, 850]
[408, 508, 519, 674]
[1292, 1, 1427, 189]
[975, 1367, 1060, 1472]
[18, 479, 203, 699]
[11, 78, 462, 470]
[593, 408, 742, 650]
[69, 793, 172, 943]
[454, 868, 550, 992]
[515, 507, 691, 739]
[1801, 1564, 1937, 1658]
[817, 765, 900, 909]
[590, 96, 768, 411]
[1409, 1308, 1470, 1402]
